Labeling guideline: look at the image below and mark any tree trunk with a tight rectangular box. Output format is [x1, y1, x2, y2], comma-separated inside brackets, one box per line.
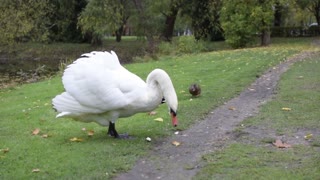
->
[274, 2, 282, 26]
[132, 0, 156, 53]
[115, 25, 123, 42]
[161, 8, 178, 42]
[313, 1, 320, 26]
[261, 30, 271, 46]
[91, 33, 102, 46]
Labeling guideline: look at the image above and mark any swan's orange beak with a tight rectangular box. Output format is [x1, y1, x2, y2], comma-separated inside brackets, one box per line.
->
[171, 112, 178, 127]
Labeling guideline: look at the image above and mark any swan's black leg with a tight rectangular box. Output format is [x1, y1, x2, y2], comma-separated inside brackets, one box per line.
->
[107, 122, 132, 139]
[108, 122, 120, 138]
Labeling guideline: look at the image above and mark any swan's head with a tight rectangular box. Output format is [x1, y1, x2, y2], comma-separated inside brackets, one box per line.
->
[165, 87, 178, 127]
[170, 107, 178, 127]
[147, 69, 178, 127]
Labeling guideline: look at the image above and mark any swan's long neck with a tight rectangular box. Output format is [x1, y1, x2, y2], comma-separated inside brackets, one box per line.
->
[146, 69, 178, 112]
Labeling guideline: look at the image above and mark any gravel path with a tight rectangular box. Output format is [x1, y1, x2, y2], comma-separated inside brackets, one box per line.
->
[115, 51, 315, 180]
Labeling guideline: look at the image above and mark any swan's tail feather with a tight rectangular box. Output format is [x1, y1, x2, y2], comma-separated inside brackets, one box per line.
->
[52, 92, 97, 118]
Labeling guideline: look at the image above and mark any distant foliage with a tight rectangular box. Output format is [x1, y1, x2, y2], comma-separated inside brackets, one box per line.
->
[158, 36, 207, 55]
[221, 0, 274, 48]
[48, 0, 87, 43]
[0, 0, 52, 45]
[78, 0, 124, 45]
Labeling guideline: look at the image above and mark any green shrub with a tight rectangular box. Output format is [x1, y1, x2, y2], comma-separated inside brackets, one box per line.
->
[158, 36, 208, 55]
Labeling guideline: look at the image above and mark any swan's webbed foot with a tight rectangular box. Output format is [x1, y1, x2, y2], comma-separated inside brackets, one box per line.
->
[107, 122, 133, 139]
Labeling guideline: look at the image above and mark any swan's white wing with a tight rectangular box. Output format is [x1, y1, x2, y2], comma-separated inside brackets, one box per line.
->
[58, 51, 146, 114]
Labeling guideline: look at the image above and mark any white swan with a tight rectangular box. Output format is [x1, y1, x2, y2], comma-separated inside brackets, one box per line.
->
[52, 51, 178, 138]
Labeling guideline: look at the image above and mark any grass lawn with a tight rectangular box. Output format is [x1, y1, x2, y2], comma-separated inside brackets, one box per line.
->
[0, 38, 318, 179]
[195, 52, 320, 179]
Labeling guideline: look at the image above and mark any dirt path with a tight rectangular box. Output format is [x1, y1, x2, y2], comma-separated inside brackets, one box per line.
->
[115, 51, 315, 180]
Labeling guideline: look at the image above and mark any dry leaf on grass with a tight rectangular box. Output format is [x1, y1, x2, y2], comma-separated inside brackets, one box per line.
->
[172, 141, 181, 146]
[41, 134, 48, 138]
[282, 107, 291, 111]
[1, 148, 9, 153]
[148, 111, 157, 115]
[154, 117, 164, 122]
[87, 130, 94, 136]
[32, 128, 40, 135]
[273, 139, 291, 148]
[32, 168, 40, 173]
[70, 137, 83, 142]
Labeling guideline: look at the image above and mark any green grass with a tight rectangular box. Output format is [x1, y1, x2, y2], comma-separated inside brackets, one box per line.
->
[0, 38, 318, 179]
[197, 144, 320, 180]
[195, 52, 320, 179]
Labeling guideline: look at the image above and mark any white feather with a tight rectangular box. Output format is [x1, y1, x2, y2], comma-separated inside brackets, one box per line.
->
[52, 51, 178, 127]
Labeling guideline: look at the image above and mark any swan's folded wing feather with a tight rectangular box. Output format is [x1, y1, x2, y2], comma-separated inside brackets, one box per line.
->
[61, 51, 145, 113]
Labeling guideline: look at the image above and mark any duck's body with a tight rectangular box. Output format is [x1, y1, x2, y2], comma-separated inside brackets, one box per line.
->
[52, 51, 178, 138]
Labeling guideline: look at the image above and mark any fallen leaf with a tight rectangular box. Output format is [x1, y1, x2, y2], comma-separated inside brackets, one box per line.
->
[42, 134, 48, 138]
[148, 111, 157, 115]
[70, 137, 83, 142]
[273, 139, 291, 148]
[304, 134, 313, 140]
[32, 168, 40, 173]
[172, 141, 181, 146]
[229, 106, 236, 111]
[1, 148, 9, 153]
[32, 128, 40, 135]
[154, 117, 163, 122]
[282, 107, 291, 111]
[87, 130, 94, 136]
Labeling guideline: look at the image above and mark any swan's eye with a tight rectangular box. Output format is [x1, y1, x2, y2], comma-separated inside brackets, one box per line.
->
[170, 108, 177, 116]
[161, 97, 166, 104]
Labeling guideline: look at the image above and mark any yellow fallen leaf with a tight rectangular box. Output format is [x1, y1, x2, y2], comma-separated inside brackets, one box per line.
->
[42, 134, 48, 138]
[32, 128, 40, 135]
[70, 137, 83, 142]
[87, 130, 94, 136]
[154, 117, 163, 122]
[304, 134, 313, 140]
[172, 141, 181, 146]
[32, 168, 40, 173]
[1, 148, 9, 153]
[282, 107, 291, 111]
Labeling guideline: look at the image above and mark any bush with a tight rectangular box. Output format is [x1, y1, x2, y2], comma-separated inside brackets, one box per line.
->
[158, 36, 207, 55]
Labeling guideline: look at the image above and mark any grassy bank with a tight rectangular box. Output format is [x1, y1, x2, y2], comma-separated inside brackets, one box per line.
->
[0, 38, 318, 179]
[195, 52, 320, 179]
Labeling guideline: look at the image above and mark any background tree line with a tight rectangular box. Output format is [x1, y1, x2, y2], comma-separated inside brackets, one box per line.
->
[0, 0, 319, 49]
